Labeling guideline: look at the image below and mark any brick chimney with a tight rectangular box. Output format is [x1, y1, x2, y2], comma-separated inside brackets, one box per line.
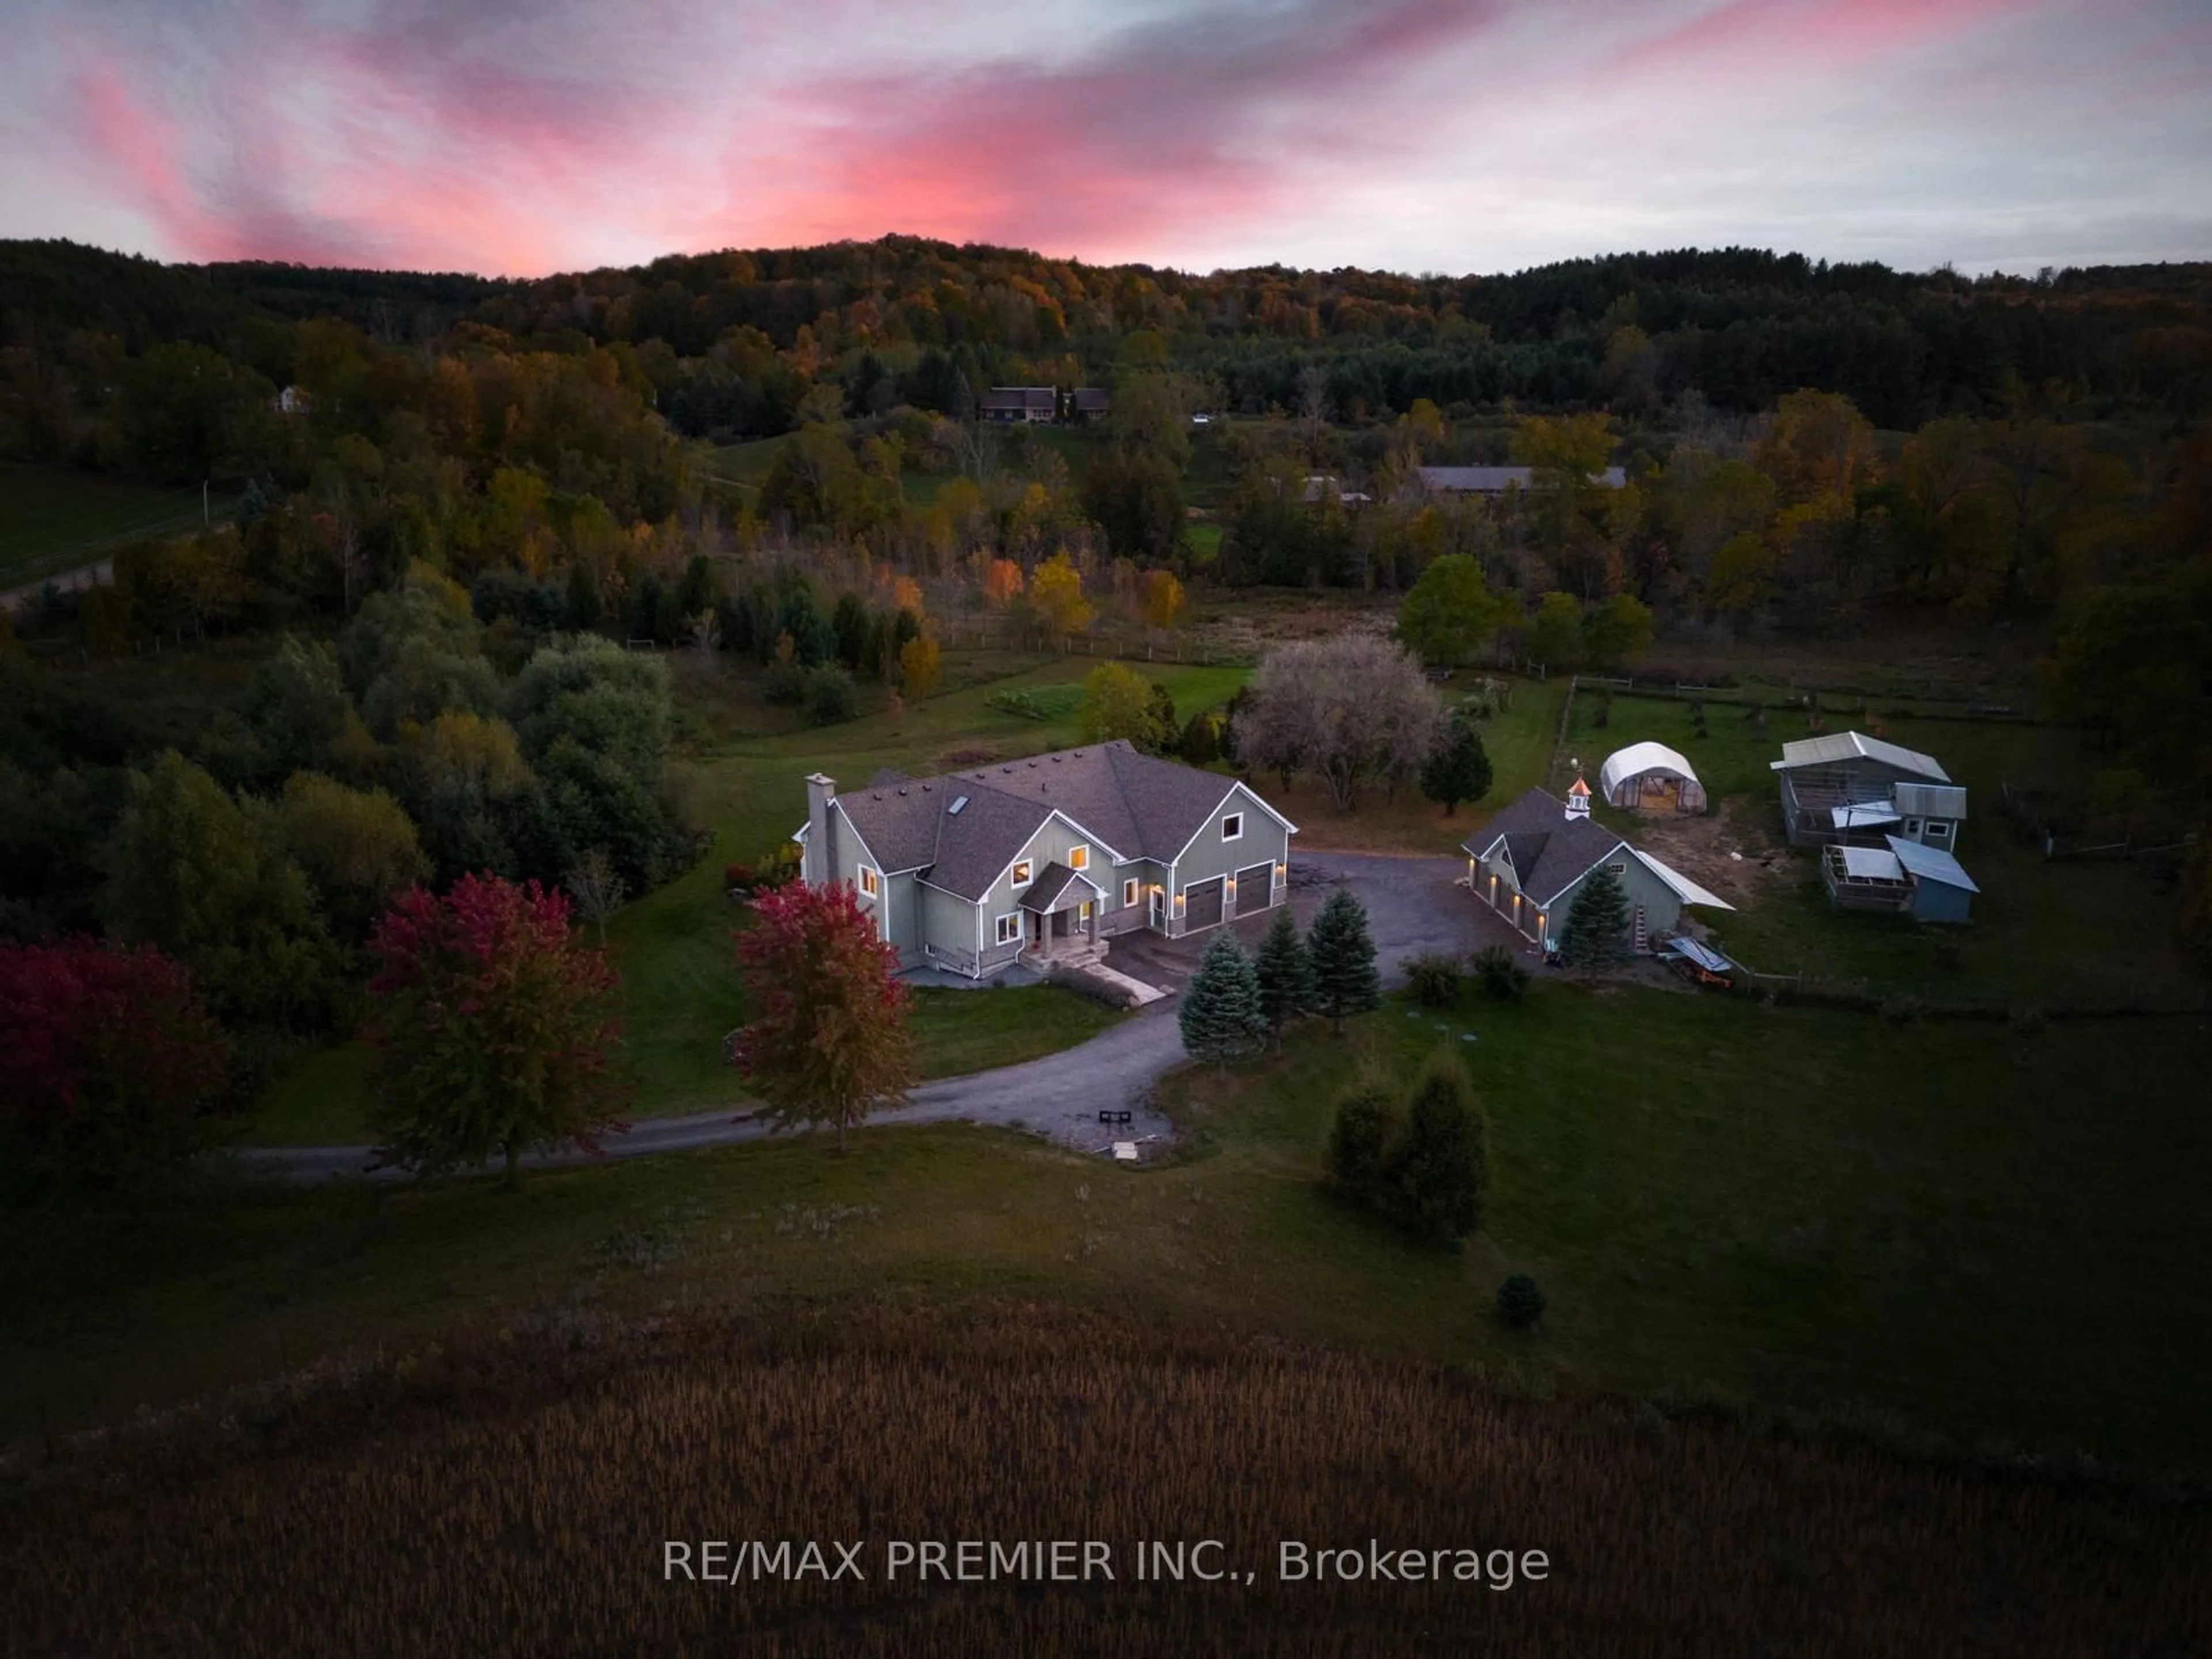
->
[804, 773, 836, 885]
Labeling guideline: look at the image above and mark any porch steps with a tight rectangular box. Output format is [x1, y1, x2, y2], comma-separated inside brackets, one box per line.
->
[1048, 957, 1169, 1010]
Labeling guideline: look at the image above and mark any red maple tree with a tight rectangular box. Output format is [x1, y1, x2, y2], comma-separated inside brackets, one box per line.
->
[0, 938, 232, 1192]
[730, 881, 915, 1152]
[366, 873, 628, 1184]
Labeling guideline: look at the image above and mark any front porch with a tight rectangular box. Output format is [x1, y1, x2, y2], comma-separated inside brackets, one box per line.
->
[1018, 861, 1107, 969]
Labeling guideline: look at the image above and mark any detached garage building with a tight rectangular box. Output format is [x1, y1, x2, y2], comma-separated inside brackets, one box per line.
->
[1463, 784, 1733, 956]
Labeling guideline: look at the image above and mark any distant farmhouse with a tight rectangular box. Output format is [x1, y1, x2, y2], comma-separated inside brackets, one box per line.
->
[1070, 387, 1109, 422]
[1463, 781, 1732, 956]
[1416, 465, 1628, 496]
[978, 386, 1057, 424]
[1771, 732, 1978, 922]
[796, 742, 1295, 979]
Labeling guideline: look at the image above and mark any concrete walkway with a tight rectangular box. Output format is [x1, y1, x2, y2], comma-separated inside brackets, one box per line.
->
[238, 850, 1498, 1184]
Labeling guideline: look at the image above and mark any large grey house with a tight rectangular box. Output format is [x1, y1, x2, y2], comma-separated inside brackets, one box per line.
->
[1771, 732, 1965, 850]
[795, 741, 1296, 979]
[1463, 782, 1732, 955]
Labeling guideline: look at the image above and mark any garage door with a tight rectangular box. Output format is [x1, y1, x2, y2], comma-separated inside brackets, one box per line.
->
[1234, 861, 1276, 916]
[1183, 877, 1224, 931]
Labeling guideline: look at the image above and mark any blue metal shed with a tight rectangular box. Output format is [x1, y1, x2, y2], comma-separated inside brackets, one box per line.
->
[1884, 835, 1978, 923]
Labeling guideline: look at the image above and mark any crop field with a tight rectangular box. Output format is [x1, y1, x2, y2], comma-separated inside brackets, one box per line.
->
[0, 464, 237, 592]
[6, 1307, 2206, 1657]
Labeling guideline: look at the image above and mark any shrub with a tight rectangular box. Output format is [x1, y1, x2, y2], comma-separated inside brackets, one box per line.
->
[1473, 946, 1531, 1002]
[1497, 1274, 1547, 1331]
[762, 656, 809, 706]
[1405, 951, 1463, 1007]
[1327, 1081, 1399, 1198]
[723, 862, 755, 895]
[751, 843, 804, 891]
[804, 665, 859, 725]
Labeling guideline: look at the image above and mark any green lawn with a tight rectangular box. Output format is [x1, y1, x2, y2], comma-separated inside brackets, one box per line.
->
[249, 983, 1128, 1146]
[0, 464, 239, 590]
[18, 988, 2211, 1475]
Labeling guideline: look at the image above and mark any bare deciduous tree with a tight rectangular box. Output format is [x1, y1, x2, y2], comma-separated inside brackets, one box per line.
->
[565, 847, 629, 946]
[1232, 634, 1445, 812]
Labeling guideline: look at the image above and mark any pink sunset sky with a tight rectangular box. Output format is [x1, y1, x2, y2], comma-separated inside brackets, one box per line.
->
[4, 0, 2208, 278]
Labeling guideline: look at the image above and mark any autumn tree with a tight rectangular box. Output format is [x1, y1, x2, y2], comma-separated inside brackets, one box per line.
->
[0, 939, 233, 1196]
[365, 874, 628, 1185]
[899, 634, 943, 698]
[983, 558, 1025, 607]
[1138, 567, 1186, 631]
[1078, 661, 1171, 750]
[1029, 551, 1094, 643]
[730, 881, 915, 1152]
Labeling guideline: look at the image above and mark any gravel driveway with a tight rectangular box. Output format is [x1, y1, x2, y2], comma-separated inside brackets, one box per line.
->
[240, 851, 1503, 1183]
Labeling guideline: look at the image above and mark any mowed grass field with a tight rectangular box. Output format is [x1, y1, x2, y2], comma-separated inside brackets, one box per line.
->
[10, 985, 2211, 1475]
[0, 464, 238, 590]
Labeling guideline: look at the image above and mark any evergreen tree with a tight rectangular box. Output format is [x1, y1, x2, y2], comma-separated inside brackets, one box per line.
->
[1307, 887, 1381, 1033]
[1253, 905, 1315, 1050]
[1178, 709, 1220, 766]
[1383, 1048, 1491, 1241]
[1559, 866, 1631, 968]
[1177, 930, 1266, 1069]
[830, 592, 873, 670]
[1419, 717, 1494, 816]
[1327, 1078, 1399, 1199]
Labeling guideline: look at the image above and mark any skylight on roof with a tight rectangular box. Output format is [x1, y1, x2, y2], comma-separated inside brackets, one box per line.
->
[949, 796, 968, 815]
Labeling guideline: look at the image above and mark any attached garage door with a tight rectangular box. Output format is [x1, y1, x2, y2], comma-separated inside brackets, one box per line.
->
[1183, 877, 1225, 931]
[1234, 861, 1275, 916]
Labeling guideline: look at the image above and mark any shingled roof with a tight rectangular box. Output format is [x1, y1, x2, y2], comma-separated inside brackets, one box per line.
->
[1461, 786, 1633, 907]
[819, 741, 1277, 903]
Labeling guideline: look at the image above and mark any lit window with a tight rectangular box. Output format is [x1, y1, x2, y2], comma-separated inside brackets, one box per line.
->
[858, 866, 880, 897]
[995, 913, 1021, 946]
[1123, 878, 1139, 906]
[1012, 860, 1033, 888]
[1221, 813, 1243, 842]
[1067, 846, 1089, 871]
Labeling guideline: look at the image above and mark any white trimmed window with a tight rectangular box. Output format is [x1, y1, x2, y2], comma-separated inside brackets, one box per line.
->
[1122, 877, 1139, 906]
[1011, 859, 1033, 889]
[1221, 813, 1244, 842]
[858, 865, 880, 897]
[994, 912, 1021, 946]
[1605, 861, 1626, 875]
[1067, 845, 1089, 871]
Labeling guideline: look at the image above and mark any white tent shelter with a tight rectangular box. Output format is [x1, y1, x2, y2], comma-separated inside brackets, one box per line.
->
[1598, 742, 1708, 815]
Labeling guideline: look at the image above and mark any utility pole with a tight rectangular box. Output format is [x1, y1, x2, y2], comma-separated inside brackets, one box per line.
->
[202, 479, 210, 526]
